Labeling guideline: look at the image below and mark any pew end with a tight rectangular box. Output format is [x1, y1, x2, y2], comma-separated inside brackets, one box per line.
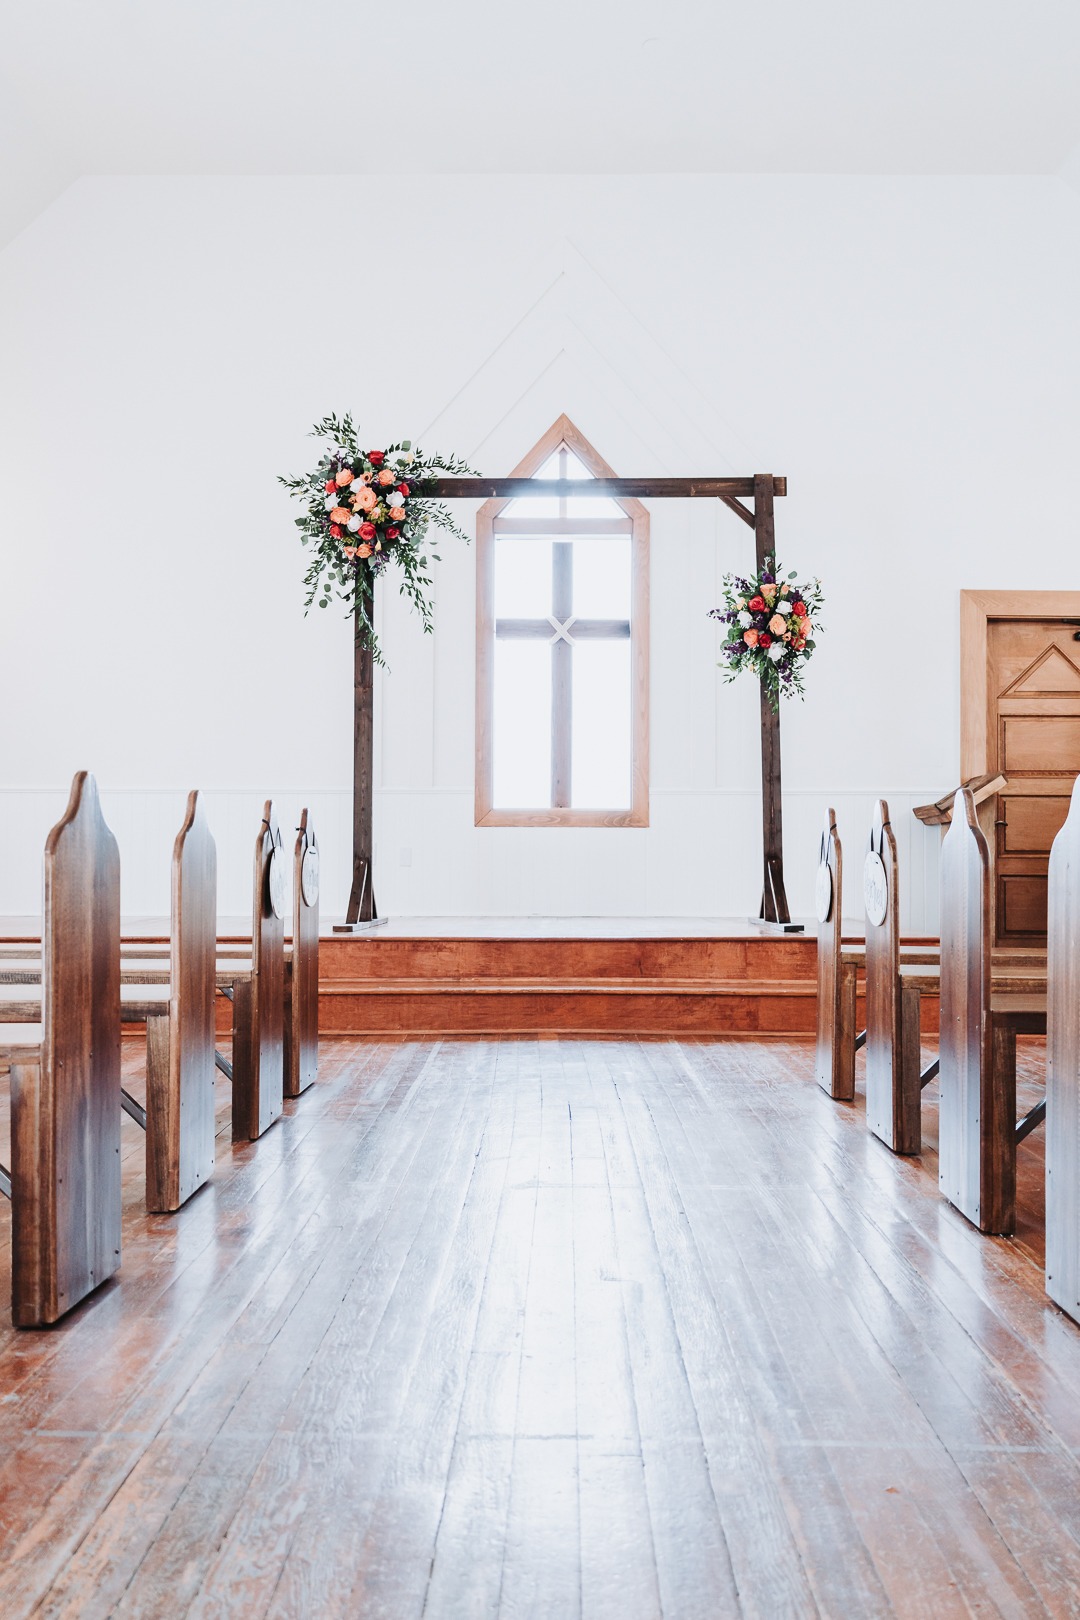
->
[938, 788, 1048, 1236]
[231, 801, 285, 1142]
[865, 800, 925, 1156]
[815, 808, 856, 1100]
[284, 809, 319, 1099]
[5, 774, 122, 1327]
[1046, 776, 1080, 1320]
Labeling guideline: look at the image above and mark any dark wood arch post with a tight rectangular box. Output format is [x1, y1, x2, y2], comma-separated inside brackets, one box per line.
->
[753, 474, 793, 927]
[338, 584, 377, 931]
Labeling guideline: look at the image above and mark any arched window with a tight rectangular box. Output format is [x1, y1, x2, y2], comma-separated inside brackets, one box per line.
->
[475, 416, 649, 826]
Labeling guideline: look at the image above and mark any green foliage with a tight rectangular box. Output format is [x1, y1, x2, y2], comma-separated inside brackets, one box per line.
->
[279, 412, 476, 667]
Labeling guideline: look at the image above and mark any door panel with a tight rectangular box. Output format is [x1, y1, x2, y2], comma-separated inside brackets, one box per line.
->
[998, 874, 1049, 937]
[1000, 795, 1070, 854]
[987, 619, 1080, 948]
[1001, 715, 1080, 774]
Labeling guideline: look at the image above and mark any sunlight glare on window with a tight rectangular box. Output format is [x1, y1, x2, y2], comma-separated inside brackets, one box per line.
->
[571, 640, 632, 809]
[571, 535, 631, 620]
[494, 538, 552, 618]
[493, 640, 552, 808]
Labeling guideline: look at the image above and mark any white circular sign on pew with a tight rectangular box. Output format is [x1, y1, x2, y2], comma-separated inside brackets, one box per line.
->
[267, 845, 287, 920]
[815, 862, 833, 923]
[301, 845, 320, 908]
[863, 850, 889, 928]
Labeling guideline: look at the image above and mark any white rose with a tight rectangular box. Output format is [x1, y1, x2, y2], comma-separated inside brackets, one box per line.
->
[775, 600, 792, 615]
[736, 610, 752, 628]
[347, 515, 361, 532]
[324, 495, 338, 511]
[349, 478, 366, 494]
[768, 642, 786, 663]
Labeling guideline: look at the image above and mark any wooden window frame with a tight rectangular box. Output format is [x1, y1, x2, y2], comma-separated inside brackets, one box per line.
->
[475, 414, 650, 828]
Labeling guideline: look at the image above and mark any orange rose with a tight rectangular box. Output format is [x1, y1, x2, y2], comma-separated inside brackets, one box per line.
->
[768, 614, 785, 636]
[377, 468, 395, 486]
[357, 543, 373, 558]
[330, 506, 351, 524]
[353, 486, 377, 513]
[335, 468, 354, 487]
[800, 617, 812, 636]
[389, 505, 406, 522]
[343, 546, 357, 559]
[743, 629, 759, 647]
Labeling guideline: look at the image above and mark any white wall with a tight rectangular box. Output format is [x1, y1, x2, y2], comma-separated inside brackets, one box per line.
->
[2, 175, 1078, 925]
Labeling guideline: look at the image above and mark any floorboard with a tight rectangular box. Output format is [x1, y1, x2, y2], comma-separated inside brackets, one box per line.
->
[0, 1035, 1075, 1618]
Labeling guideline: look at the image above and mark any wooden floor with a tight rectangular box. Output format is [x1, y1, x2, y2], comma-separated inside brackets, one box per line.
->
[0, 1035, 1074, 1618]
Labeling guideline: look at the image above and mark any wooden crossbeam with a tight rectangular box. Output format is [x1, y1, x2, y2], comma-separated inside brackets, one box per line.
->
[429, 476, 787, 499]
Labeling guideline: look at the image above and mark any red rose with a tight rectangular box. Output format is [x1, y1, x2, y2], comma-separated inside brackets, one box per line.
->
[792, 600, 805, 615]
[759, 632, 772, 648]
[397, 482, 409, 496]
[368, 450, 385, 466]
[329, 523, 342, 538]
[749, 595, 765, 611]
[358, 521, 377, 541]
[324, 479, 336, 493]
[386, 526, 400, 540]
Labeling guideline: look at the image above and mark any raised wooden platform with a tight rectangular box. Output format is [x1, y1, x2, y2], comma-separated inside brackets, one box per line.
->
[5, 917, 940, 1038]
[315, 934, 820, 1036]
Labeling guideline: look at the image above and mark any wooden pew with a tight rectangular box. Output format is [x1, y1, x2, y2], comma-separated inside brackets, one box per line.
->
[231, 800, 285, 1140]
[2, 797, 293, 1165]
[285, 809, 319, 1098]
[1, 810, 319, 1114]
[86, 805, 314, 1107]
[814, 807, 937, 1102]
[1045, 776, 1080, 1321]
[938, 788, 1047, 1235]
[0, 773, 122, 1326]
[860, 800, 1045, 1158]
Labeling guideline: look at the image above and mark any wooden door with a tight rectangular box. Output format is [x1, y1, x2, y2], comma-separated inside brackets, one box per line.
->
[987, 618, 1080, 947]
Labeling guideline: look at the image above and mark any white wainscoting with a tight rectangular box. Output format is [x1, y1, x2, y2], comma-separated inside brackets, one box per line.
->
[0, 786, 942, 933]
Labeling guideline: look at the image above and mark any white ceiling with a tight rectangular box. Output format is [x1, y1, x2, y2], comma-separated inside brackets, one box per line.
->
[3, 0, 1080, 248]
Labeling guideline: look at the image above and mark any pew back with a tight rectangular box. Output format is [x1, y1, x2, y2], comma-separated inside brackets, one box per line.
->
[12, 772, 121, 1326]
[285, 808, 319, 1099]
[231, 801, 285, 1140]
[1046, 776, 1080, 1319]
[864, 800, 922, 1153]
[814, 808, 854, 1099]
[938, 788, 998, 1229]
[146, 790, 218, 1212]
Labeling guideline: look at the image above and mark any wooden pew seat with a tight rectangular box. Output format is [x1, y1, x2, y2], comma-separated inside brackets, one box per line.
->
[0, 1027, 44, 1077]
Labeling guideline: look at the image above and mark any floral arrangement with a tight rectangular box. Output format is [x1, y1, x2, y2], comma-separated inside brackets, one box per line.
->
[280, 412, 476, 665]
[709, 558, 824, 708]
